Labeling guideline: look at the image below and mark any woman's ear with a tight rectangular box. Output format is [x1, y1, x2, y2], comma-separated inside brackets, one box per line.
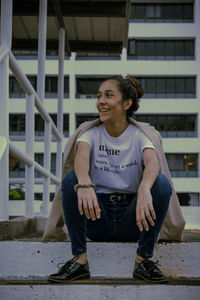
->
[124, 98, 132, 110]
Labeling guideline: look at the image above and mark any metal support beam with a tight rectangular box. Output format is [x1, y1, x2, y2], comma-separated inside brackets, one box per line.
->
[0, 0, 13, 221]
[25, 93, 34, 217]
[41, 121, 51, 216]
[37, 0, 47, 102]
[56, 28, 65, 180]
[51, 0, 71, 57]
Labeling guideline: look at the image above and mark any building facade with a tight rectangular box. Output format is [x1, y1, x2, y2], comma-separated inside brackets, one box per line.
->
[9, 0, 200, 228]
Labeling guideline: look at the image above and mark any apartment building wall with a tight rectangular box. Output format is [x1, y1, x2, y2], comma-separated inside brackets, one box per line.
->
[8, 0, 200, 228]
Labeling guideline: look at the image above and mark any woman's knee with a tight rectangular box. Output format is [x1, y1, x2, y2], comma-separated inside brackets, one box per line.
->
[151, 173, 172, 201]
[62, 170, 78, 191]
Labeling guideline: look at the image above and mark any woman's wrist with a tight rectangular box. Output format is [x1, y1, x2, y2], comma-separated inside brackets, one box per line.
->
[74, 183, 96, 192]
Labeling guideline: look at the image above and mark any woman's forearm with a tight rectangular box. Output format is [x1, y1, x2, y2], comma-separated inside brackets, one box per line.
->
[138, 159, 159, 192]
[138, 149, 160, 192]
[74, 155, 92, 185]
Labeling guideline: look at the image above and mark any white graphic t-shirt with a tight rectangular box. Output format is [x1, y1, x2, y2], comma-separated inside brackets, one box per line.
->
[77, 124, 155, 194]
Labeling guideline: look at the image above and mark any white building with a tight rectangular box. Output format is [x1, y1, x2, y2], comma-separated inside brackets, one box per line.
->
[6, 0, 200, 228]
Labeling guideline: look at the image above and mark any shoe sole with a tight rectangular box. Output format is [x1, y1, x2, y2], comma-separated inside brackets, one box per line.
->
[133, 272, 168, 283]
[48, 273, 90, 283]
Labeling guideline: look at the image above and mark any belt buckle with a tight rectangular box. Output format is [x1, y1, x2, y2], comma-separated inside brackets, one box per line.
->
[110, 194, 122, 202]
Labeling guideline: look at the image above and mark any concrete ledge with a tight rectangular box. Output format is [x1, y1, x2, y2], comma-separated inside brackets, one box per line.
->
[0, 217, 47, 241]
[0, 242, 199, 281]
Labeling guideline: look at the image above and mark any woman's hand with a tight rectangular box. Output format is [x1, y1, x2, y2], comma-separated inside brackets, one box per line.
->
[136, 185, 156, 232]
[77, 187, 101, 221]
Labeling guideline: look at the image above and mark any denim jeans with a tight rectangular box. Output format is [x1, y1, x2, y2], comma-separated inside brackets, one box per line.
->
[62, 171, 172, 259]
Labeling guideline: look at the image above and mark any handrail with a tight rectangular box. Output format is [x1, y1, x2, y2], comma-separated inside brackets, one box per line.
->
[9, 142, 60, 185]
[0, 46, 9, 63]
[9, 51, 62, 141]
[0, 136, 7, 161]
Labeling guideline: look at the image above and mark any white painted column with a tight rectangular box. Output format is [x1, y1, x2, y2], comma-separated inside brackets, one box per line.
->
[41, 121, 51, 216]
[69, 74, 76, 136]
[0, 0, 13, 220]
[56, 28, 65, 180]
[25, 94, 34, 217]
[37, 0, 47, 102]
[36, 0, 51, 216]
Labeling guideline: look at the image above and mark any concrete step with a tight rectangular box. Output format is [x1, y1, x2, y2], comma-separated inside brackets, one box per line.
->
[0, 284, 200, 300]
[0, 241, 200, 282]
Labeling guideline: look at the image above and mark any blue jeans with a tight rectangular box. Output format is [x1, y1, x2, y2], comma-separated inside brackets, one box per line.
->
[62, 171, 172, 259]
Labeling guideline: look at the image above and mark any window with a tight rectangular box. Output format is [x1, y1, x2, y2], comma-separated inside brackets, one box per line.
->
[9, 76, 69, 98]
[76, 76, 110, 98]
[135, 114, 197, 138]
[34, 153, 57, 178]
[177, 193, 200, 206]
[45, 76, 69, 98]
[9, 114, 69, 137]
[135, 76, 195, 98]
[76, 114, 99, 128]
[9, 155, 25, 178]
[9, 77, 25, 98]
[130, 3, 193, 23]
[9, 114, 25, 136]
[35, 114, 69, 137]
[76, 52, 120, 60]
[166, 154, 198, 177]
[34, 193, 55, 202]
[128, 39, 194, 60]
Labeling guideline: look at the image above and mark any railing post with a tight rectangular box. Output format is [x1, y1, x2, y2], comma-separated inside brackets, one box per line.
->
[56, 28, 65, 181]
[41, 121, 51, 216]
[37, 0, 47, 102]
[25, 93, 35, 217]
[0, 0, 13, 221]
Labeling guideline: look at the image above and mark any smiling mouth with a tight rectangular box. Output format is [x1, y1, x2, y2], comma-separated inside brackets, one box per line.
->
[99, 108, 110, 113]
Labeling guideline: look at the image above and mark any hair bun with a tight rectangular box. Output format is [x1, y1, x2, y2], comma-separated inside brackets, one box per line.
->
[126, 76, 144, 99]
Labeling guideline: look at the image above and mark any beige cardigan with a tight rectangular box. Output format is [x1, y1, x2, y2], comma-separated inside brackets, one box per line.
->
[42, 118, 185, 242]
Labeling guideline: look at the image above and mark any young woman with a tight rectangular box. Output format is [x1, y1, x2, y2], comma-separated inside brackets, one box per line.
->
[48, 76, 172, 283]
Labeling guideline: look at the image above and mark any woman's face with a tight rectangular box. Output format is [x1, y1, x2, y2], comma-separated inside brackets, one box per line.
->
[97, 80, 130, 123]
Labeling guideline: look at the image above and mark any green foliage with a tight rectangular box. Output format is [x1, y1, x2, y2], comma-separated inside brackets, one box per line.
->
[9, 187, 25, 200]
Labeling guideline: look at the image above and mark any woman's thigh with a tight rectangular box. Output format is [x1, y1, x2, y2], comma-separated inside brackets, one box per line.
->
[115, 196, 140, 242]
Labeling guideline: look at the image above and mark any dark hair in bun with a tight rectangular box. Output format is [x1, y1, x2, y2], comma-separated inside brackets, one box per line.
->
[101, 75, 144, 118]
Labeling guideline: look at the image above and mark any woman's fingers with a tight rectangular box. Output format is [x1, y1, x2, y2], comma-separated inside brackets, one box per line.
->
[136, 199, 156, 231]
[78, 188, 101, 220]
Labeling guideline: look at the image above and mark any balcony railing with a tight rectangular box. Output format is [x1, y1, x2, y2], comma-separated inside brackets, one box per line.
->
[0, 0, 65, 220]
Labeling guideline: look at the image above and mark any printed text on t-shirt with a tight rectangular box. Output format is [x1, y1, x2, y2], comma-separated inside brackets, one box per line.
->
[99, 145, 120, 156]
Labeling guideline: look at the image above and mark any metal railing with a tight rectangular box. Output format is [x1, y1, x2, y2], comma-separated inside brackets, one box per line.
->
[0, 137, 7, 162]
[0, 0, 65, 220]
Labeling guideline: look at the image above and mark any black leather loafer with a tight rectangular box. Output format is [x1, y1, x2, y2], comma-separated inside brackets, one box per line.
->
[133, 259, 168, 283]
[48, 258, 90, 283]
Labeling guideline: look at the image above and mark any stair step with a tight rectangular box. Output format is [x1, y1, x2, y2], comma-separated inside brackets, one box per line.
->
[0, 241, 199, 281]
[0, 284, 199, 300]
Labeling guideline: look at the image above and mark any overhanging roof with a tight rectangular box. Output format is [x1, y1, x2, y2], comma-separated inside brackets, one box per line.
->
[11, 0, 131, 56]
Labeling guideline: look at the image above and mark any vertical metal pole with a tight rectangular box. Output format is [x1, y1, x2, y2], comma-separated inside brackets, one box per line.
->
[37, 0, 47, 102]
[41, 121, 51, 216]
[0, 0, 13, 221]
[37, 0, 50, 216]
[25, 93, 34, 217]
[56, 28, 65, 180]
[69, 74, 76, 135]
